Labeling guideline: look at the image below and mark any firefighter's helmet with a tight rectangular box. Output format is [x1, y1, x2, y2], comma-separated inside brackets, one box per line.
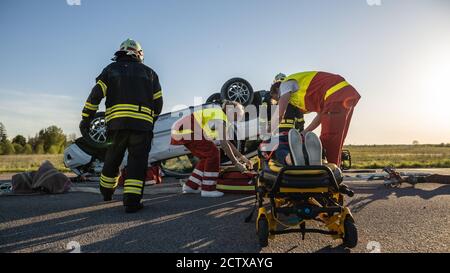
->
[274, 73, 286, 83]
[116, 39, 144, 62]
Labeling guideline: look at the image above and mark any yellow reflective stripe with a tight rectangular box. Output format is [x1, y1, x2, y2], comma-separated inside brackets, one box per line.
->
[82, 113, 90, 117]
[101, 174, 117, 182]
[124, 179, 143, 186]
[106, 104, 154, 116]
[279, 124, 295, 129]
[140, 106, 153, 116]
[106, 111, 153, 122]
[106, 111, 154, 123]
[124, 188, 142, 195]
[100, 181, 116, 189]
[153, 90, 162, 100]
[84, 102, 99, 111]
[106, 104, 139, 114]
[172, 129, 194, 135]
[295, 118, 305, 123]
[216, 184, 254, 191]
[97, 80, 107, 97]
[324, 81, 350, 101]
[280, 187, 329, 193]
[125, 182, 144, 188]
[106, 106, 139, 115]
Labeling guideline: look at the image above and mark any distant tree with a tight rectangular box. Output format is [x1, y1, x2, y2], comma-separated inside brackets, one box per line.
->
[23, 144, 33, 155]
[0, 122, 7, 143]
[12, 135, 27, 147]
[35, 143, 45, 154]
[1, 140, 15, 155]
[38, 126, 67, 153]
[413, 140, 420, 145]
[48, 145, 60, 154]
[12, 143, 24, 154]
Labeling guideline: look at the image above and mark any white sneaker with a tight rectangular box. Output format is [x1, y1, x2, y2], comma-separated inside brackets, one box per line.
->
[288, 129, 305, 166]
[182, 183, 201, 194]
[304, 132, 323, 165]
[201, 190, 224, 198]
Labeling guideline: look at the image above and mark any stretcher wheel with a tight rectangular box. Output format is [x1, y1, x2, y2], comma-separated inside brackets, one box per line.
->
[343, 217, 358, 248]
[257, 218, 269, 247]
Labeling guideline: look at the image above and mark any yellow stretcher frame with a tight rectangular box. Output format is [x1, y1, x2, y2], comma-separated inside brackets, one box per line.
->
[254, 163, 357, 248]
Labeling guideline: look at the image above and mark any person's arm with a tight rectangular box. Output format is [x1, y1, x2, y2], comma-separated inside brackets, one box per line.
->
[227, 141, 253, 169]
[80, 69, 107, 129]
[218, 122, 248, 171]
[220, 140, 239, 164]
[303, 113, 322, 133]
[152, 72, 163, 121]
[220, 140, 249, 172]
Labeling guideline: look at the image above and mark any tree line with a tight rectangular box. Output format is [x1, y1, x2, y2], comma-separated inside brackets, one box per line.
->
[0, 122, 76, 155]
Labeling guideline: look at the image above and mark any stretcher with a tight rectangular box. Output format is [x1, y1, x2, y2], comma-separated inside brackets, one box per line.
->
[253, 130, 358, 248]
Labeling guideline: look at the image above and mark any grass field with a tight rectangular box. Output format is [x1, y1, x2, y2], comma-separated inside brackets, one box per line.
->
[346, 144, 450, 169]
[0, 145, 449, 173]
[0, 154, 69, 173]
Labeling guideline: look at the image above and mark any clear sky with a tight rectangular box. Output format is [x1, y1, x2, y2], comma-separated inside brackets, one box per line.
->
[0, 0, 449, 144]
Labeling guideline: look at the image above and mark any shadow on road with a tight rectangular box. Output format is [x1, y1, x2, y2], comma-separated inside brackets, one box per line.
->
[0, 192, 262, 253]
[347, 183, 450, 213]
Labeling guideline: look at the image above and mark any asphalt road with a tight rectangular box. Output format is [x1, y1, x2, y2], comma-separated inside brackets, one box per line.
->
[0, 170, 449, 253]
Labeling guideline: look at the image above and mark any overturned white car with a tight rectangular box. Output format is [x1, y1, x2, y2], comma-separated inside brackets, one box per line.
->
[64, 78, 270, 178]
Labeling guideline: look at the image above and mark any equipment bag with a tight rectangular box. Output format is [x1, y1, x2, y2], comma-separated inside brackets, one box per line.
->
[118, 165, 162, 187]
[217, 170, 256, 194]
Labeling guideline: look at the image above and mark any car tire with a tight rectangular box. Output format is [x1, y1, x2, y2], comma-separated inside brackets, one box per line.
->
[221, 78, 254, 106]
[80, 112, 109, 149]
[206, 93, 223, 104]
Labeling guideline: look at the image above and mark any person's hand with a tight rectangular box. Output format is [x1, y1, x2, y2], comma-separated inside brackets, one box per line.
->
[240, 156, 254, 170]
[235, 162, 248, 173]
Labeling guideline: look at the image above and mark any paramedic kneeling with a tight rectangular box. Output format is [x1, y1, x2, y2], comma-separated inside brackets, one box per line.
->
[170, 101, 253, 198]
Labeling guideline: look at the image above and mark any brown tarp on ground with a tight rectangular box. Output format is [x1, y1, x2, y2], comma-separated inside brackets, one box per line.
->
[11, 160, 71, 194]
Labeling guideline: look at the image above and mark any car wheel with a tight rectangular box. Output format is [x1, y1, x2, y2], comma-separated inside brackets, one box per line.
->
[206, 93, 223, 104]
[80, 112, 109, 149]
[221, 78, 254, 106]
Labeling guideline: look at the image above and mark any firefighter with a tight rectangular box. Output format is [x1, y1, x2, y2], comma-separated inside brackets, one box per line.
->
[270, 71, 361, 166]
[80, 39, 163, 213]
[171, 101, 252, 198]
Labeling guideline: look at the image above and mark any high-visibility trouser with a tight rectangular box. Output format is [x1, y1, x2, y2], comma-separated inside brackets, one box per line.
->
[100, 130, 153, 200]
[183, 139, 220, 192]
[320, 85, 360, 166]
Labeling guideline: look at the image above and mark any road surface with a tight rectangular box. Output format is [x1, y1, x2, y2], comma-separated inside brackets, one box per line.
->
[0, 169, 449, 253]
